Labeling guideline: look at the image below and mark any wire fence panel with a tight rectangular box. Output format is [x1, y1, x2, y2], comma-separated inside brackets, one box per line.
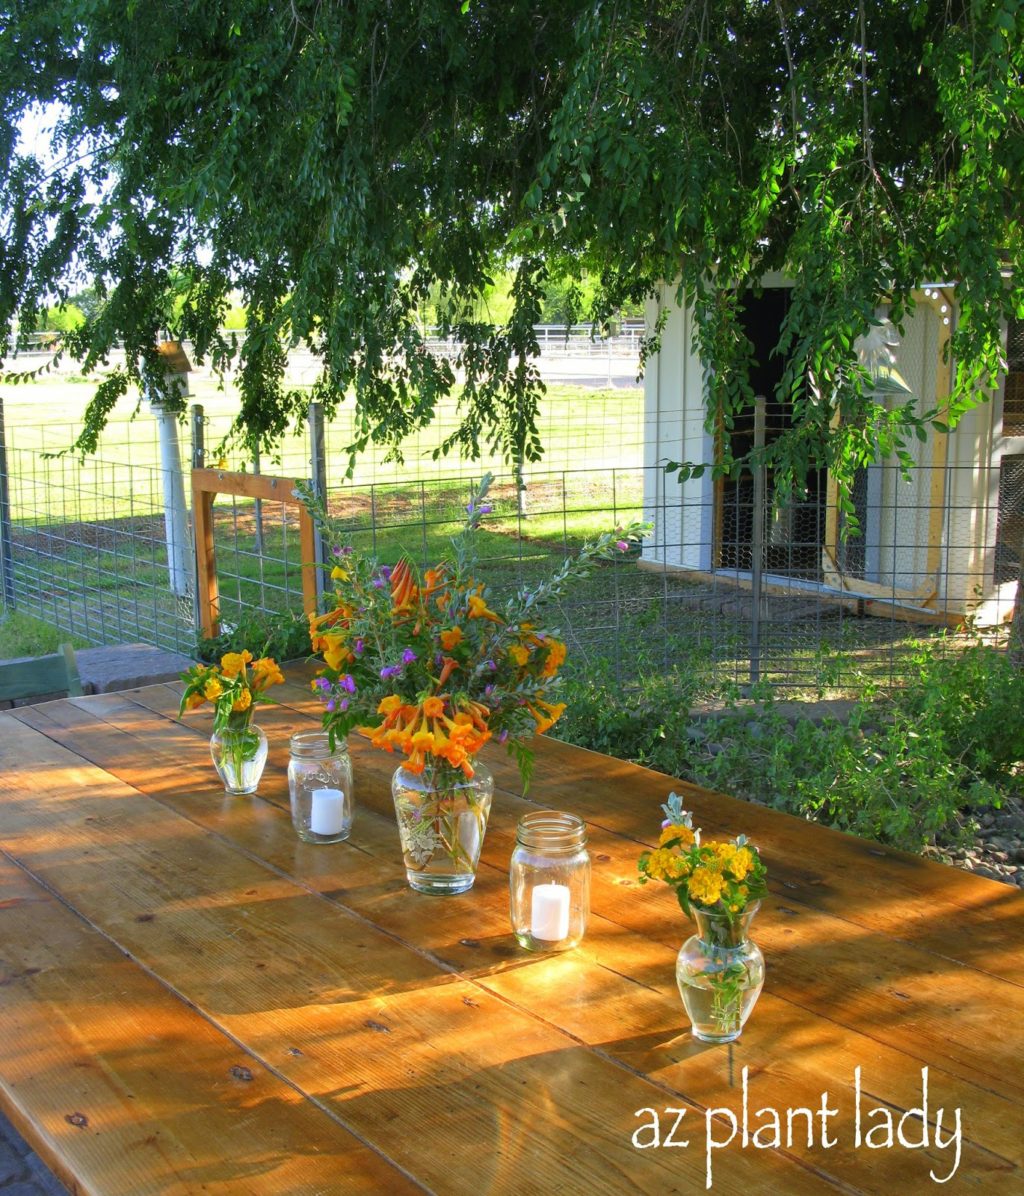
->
[3, 444, 195, 652]
[1, 381, 1018, 691]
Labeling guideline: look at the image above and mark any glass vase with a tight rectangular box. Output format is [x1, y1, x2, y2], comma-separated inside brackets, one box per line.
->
[391, 761, 493, 895]
[210, 720, 268, 795]
[676, 902, 764, 1043]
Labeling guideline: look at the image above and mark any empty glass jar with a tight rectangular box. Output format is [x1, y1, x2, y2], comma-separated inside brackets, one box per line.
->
[288, 730, 353, 844]
[510, 811, 590, 951]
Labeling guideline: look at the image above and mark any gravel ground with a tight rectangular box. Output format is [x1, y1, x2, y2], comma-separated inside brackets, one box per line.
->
[925, 799, 1024, 888]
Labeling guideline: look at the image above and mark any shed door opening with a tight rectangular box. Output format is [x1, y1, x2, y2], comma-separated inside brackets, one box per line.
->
[718, 288, 827, 578]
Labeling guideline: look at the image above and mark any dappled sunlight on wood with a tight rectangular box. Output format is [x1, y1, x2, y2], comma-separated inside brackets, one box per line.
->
[0, 690, 1021, 1193]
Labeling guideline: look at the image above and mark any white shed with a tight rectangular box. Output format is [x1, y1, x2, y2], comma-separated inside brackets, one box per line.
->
[641, 280, 1022, 626]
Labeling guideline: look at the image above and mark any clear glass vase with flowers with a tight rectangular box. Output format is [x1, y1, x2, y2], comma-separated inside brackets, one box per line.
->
[299, 473, 648, 894]
[639, 793, 769, 1042]
[179, 652, 285, 794]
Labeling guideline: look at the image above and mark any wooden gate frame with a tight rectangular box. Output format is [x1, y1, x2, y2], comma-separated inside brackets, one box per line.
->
[191, 468, 318, 640]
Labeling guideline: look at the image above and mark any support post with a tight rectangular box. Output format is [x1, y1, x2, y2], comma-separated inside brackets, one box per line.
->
[149, 397, 190, 597]
[308, 402, 327, 604]
[750, 396, 766, 685]
[0, 394, 16, 610]
[252, 445, 265, 556]
[189, 404, 205, 637]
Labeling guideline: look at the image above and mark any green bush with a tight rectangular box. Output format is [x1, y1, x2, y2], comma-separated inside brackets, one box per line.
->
[196, 608, 311, 666]
[555, 639, 1023, 856]
[897, 642, 1024, 784]
[690, 703, 1003, 852]
[556, 666, 704, 776]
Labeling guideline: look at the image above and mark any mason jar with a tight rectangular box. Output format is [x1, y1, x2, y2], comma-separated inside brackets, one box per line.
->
[288, 730, 353, 844]
[510, 810, 590, 951]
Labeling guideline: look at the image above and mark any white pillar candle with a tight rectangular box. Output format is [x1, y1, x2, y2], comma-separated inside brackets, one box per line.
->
[310, 788, 346, 836]
[530, 883, 571, 941]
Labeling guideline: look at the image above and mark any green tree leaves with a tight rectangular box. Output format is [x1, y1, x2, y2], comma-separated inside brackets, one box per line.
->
[0, 1, 1020, 480]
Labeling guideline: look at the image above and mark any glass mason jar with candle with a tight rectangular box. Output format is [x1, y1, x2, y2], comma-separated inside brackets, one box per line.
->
[288, 731, 354, 844]
[510, 811, 590, 951]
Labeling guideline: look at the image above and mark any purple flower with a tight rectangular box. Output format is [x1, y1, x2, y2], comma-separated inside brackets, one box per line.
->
[479, 503, 493, 515]
[484, 684, 495, 697]
[497, 729, 509, 744]
[339, 674, 357, 694]
[331, 545, 354, 558]
[372, 576, 386, 589]
[661, 818, 672, 828]
[353, 638, 365, 655]
[326, 699, 336, 713]
[380, 664, 403, 680]
[314, 677, 331, 692]
[338, 698, 349, 712]
[484, 659, 496, 672]
[615, 539, 630, 553]
[402, 648, 417, 665]
[380, 566, 392, 580]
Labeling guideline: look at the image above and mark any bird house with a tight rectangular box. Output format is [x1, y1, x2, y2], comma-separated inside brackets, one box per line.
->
[155, 340, 193, 400]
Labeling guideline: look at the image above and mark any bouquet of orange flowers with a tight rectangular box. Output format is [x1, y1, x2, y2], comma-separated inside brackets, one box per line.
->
[301, 473, 647, 789]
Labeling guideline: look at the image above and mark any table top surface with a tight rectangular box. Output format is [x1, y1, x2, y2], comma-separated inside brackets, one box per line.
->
[0, 675, 1021, 1195]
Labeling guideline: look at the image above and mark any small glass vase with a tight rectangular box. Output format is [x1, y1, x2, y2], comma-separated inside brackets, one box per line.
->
[391, 761, 493, 895]
[676, 902, 764, 1044]
[210, 719, 268, 795]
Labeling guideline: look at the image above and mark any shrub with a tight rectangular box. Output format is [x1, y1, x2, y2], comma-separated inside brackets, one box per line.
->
[196, 608, 311, 666]
[556, 638, 1023, 856]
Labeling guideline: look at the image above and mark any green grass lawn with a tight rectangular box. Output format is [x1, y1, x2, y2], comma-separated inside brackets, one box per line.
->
[0, 609, 92, 659]
[2, 366, 648, 657]
[2, 367, 644, 523]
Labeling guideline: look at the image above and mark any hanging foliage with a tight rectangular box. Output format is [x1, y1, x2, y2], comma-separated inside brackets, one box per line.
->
[1, 1, 1021, 486]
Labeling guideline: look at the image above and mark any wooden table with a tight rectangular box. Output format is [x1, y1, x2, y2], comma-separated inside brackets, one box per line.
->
[0, 678, 1021, 1195]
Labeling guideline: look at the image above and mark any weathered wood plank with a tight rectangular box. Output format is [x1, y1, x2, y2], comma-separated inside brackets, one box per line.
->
[0, 856, 421, 1196]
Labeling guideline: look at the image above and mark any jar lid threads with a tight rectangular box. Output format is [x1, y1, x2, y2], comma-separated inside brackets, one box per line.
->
[515, 810, 587, 853]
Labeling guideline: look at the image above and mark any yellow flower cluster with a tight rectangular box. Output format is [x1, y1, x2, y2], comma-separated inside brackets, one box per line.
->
[638, 803, 766, 918]
[659, 823, 696, 848]
[687, 866, 724, 905]
[179, 651, 285, 727]
[643, 848, 691, 882]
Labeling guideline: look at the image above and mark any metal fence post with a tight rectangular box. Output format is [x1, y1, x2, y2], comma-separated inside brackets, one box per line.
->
[189, 404, 205, 638]
[252, 445, 265, 556]
[190, 404, 205, 468]
[308, 401, 327, 605]
[0, 395, 15, 611]
[749, 395, 766, 685]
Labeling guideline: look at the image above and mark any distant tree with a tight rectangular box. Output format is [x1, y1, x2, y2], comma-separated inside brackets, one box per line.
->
[0, 1, 1021, 487]
[36, 302, 84, 334]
